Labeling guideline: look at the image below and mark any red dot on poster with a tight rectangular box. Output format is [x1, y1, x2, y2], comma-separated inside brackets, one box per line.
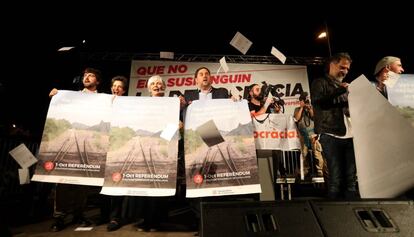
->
[44, 161, 54, 171]
[112, 172, 122, 182]
[193, 174, 203, 184]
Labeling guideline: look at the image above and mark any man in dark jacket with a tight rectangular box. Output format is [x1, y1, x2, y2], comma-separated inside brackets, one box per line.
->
[180, 67, 231, 235]
[183, 67, 229, 103]
[311, 52, 358, 199]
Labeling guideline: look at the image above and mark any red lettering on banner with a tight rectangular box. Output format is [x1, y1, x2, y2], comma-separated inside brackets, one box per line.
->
[137, 67, 146, 75]
[285, 100, 301, 106]
[211, 74, 251, 84]
[260, 131, 265, 138]
[167, 77, 196, 87]
[136, 66, 165, 75]
[168, 65, 188, 74]
[136, 79, 147, 88]
[254, 130, 298, 139]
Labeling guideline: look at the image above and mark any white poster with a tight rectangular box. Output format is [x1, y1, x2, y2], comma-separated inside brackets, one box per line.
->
[184, 99, 261, 198]
[100, 97, 180, 196]
[349, 75, 414, 198]
[32, 91, 112, 186]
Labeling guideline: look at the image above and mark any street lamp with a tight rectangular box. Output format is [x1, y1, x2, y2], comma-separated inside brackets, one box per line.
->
[317, 22, 332, 56]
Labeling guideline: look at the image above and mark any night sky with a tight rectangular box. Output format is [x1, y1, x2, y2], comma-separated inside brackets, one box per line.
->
[1, 9, 412, 141]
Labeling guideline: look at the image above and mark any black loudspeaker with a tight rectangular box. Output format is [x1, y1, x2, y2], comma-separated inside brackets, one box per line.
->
[201, 200, 324, 237]
[311, 200, 414, 237]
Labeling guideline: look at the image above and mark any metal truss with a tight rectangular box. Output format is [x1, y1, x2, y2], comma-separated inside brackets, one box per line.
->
[80, 52, 325, 66]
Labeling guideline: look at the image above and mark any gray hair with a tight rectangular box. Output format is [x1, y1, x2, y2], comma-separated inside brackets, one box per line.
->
[147, 75, 165, 92]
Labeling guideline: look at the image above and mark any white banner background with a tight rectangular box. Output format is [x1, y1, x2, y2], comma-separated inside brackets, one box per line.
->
[252, 114, 301, 150]
[129, 60, 309, 115]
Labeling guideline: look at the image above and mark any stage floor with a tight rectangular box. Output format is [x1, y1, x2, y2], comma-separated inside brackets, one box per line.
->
[11, 220, 196, 237]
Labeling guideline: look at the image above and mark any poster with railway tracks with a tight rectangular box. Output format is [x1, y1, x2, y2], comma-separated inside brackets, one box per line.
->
[100, 96, 180, 196]
[184, 99, 261, 198]
[32, 91, 112, 186]
[387, 74, 414, 128]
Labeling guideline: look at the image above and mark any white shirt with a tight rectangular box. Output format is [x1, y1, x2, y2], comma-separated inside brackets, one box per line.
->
[198, 88, 212, 101]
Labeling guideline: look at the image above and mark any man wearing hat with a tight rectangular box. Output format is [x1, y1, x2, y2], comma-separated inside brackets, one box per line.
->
[373, 56, 404, 98]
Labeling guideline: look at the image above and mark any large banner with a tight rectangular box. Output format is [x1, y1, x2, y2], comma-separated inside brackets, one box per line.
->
[252, 114, 300, 150]
[387, 74, 414, 128]
[184, 99, 261, 198]
[100, 96, 179, 196]
[129, 60, 309, 115]
[32, 91, 112, 186]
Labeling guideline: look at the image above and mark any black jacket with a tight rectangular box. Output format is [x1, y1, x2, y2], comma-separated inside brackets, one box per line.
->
[310, 74, 349, 136]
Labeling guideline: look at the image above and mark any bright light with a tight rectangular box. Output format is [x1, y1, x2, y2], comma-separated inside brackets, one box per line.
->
[318, 32, 327, 39]
[58, 47, 75, 52]
[82, 40, 86, 44]
[12, 124, 16, 128]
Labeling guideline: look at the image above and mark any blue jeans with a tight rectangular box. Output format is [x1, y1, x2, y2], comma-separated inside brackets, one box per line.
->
[319, 134, 357, 199]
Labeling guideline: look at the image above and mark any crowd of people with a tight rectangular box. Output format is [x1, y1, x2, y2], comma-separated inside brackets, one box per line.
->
[44, 53, 406, 233]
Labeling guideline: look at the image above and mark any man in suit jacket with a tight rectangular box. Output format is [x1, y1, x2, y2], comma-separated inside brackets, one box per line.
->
[183, 67, 229, 104]
[180, 67, 234, 236]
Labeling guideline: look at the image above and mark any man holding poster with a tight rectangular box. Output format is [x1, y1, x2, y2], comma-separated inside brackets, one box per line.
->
[42, 67, 104, 232]
[183, 67, 260, 198]
[311, 53, 358, 200]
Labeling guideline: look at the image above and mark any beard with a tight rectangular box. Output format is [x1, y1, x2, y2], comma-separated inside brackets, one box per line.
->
[335, 74, 345, 82]
[83, 82, 95, 89]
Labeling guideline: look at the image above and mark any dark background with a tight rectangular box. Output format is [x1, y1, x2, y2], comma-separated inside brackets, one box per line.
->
[1, 7, 413, 142]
